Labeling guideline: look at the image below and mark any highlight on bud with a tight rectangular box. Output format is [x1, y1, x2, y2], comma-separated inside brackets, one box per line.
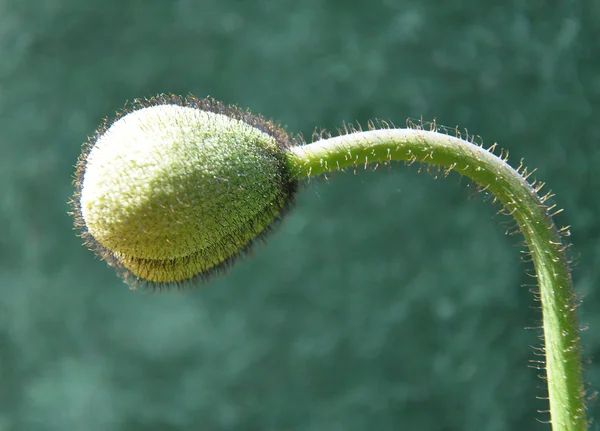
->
[71, 95, 298, 288]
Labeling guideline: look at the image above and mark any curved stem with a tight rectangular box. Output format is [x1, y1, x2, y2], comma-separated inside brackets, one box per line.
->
[285, 128, 586, 431]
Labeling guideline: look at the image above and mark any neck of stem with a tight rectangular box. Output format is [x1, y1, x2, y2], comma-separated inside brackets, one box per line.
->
[285, 128, 586, 431]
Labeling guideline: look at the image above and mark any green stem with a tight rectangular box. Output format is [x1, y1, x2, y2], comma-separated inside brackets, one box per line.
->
[285, 128, 586, 430]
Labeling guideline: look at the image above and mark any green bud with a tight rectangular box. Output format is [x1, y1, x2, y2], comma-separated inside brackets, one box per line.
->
[71, 95, 297, 288]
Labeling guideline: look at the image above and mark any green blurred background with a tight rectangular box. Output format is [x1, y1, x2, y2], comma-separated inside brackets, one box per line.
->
[1, 1, 599, 430]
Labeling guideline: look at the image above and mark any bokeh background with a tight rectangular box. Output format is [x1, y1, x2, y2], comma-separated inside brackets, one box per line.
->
[1, 1, 599, 430]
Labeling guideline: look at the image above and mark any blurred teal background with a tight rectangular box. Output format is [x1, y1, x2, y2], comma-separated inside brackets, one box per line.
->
[1, 1, 599, 430]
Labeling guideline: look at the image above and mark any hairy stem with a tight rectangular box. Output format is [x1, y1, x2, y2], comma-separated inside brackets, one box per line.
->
[286, 128, 586, 431]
